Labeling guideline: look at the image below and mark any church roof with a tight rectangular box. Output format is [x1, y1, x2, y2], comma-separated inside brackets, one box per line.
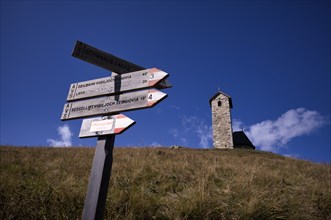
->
[209, 90, 233, 108]
[233, 131, 255, 149]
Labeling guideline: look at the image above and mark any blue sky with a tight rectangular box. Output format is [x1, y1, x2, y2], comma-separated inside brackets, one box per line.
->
[1, 1, 330, 163]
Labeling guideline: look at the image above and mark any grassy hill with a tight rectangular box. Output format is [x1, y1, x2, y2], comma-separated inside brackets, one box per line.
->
[0, 146, 330, 219]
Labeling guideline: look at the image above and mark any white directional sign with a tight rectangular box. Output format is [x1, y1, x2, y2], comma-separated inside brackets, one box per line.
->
[61, 89, 167, 120]
[79, 114, 135, 138]
[67, 68, 168, 101]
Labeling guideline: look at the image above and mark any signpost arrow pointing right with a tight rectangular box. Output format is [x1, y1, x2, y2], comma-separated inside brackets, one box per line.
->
[79, 114, 135, 138]
[67, 68, 169, 101]
[61, 89, 167, 121]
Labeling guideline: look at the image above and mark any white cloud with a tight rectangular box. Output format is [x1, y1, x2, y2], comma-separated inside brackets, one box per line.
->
[47, 124, 73, 147]
[180, 137, 188, 146]
[169, 116, 212, 148]
[150, 141, 162, 147]
[283, 153, 300, 159]
[235, 108, 326, 152]
[169, 105, 181, 110]
[232, 119, 244, 131]
[195, 122, 213, 149]
[169, 128, 179, 138]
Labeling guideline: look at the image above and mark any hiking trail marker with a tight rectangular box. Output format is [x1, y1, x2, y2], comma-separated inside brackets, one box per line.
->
[72, 41, 171, 89]
[61, 89, 167, 120]
[61, 41, 172, 220]
[79, 114, 136, 138]
[66, 68, 169, 101]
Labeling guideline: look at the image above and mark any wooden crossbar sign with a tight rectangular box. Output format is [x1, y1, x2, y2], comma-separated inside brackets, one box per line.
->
[72, 41, 144, 74]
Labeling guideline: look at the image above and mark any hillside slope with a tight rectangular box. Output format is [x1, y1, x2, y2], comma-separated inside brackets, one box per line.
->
[1, 146, 330, 219]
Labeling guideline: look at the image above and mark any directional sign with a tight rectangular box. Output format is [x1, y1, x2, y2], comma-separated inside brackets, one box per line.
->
[72, 41, 144, 74]
[67, 68, 168, 101]
[72, 40, 172, 87]
[155, 78, 172, 89]
[79, 114, 135, 138]
[67, 40, 173, 220]
[61, 89, 167, 120]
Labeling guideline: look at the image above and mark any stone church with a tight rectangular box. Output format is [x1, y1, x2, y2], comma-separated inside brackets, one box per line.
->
[210, 90, 255, 150]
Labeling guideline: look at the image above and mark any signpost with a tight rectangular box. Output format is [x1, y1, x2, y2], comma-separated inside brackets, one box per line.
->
[72, 40, 144, 74]
[61, 89, 167, 120]
[67, 68, 168, 101]
[79, 114, 135, 138]
[61, 41, 172, 220]
[72, 40, 172, 89]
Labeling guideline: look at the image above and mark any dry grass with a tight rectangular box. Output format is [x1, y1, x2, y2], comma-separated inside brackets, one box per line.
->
[1, 146, 330, 219]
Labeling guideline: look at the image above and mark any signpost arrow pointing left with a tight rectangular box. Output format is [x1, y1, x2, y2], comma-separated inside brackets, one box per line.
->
[72, 41, 144, 74]
[71, 40, 172, 89]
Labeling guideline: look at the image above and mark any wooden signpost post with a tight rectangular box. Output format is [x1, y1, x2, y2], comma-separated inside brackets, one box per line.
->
[62, 41, 171, 220]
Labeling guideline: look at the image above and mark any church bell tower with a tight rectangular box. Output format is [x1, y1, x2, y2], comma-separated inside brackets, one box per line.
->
[209, 90, 234, 149]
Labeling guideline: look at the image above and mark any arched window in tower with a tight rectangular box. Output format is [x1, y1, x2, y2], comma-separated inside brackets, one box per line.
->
[218, 100, 222, 107]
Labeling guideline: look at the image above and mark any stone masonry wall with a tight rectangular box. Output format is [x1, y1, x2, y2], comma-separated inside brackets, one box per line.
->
[211, 93, 234, 149]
